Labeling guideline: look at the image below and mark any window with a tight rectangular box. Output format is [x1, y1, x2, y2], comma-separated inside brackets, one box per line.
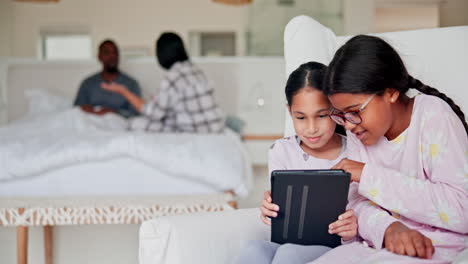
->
[189, 32, 236, 56]
[246, 0, 343, 56]
[120, 46, 151, 60]
[42, 34, 92, 60]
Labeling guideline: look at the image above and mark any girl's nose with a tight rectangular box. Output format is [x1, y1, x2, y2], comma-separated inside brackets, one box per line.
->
[343, 120, 357, 131]
[308, 120, 319, 134]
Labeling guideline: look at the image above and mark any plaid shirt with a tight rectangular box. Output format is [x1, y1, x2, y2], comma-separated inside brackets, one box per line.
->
[129, 61, 224, 133]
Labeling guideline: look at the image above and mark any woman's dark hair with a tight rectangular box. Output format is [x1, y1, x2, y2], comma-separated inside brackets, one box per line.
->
[324, 35, 468, 135]
[286, 61, 345, 135]
[156, 32, 189, 69]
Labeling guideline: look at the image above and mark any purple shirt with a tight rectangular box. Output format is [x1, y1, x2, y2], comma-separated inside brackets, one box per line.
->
[311, 94, 467, 263]
[268, 134, 347, 176]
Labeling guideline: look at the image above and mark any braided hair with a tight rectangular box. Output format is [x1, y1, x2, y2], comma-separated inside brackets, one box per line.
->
[323, 35, 468, 135]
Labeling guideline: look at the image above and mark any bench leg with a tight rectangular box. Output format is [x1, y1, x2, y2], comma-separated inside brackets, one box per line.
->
[44, 226, 53, 264]
[17, 226, 28, 264]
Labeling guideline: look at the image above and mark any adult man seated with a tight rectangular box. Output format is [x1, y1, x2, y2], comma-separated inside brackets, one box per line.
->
[74, 39, 141, 117]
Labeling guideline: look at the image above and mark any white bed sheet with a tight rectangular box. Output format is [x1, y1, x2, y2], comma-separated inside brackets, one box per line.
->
[0, 157, 219, 197]
[0, 108, 252, 197]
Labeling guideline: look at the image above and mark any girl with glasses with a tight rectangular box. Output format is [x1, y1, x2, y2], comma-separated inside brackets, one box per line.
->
[309, 35, 467, 264]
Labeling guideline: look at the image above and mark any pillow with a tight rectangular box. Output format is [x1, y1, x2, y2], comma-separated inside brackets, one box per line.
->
[225, 115, 245, 135]
[24, 89, 72, 118]
[283, 15, 337, 137]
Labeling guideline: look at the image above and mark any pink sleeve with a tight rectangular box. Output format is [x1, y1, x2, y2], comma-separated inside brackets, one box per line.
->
[346, 183, 399, 249]
[344, 131, 400, 249]
[358, 113, 468, 234]
[341, 236, 361, 245]
[268, 141, 287, 176]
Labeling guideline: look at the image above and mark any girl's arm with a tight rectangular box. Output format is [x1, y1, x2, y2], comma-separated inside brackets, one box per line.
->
[349, 184, 435, 257]
[120, 87, 145, 112]
[358, 113, 468, 233]
[260, 141, 288, 225]
[102, 79, 174, 120]
[101, 82, 145, 112]
[346, 184, 399, 249]
[267, 141, 288, 175]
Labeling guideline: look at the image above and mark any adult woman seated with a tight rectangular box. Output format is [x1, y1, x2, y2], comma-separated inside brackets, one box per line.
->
[102, 32, 224, 133]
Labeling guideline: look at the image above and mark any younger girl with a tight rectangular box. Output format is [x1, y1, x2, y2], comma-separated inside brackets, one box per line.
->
[235, 62, 358, 264]
[310, 35, 467, 264]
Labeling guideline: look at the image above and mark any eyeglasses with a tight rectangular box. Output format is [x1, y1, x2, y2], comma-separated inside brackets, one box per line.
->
[330, 94, 376, 126]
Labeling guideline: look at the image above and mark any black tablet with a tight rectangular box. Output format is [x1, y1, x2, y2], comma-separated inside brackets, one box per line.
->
[270, 170, 351, 248]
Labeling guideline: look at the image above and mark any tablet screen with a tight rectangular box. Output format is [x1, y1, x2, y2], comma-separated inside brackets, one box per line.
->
[271, 170, 350, 248]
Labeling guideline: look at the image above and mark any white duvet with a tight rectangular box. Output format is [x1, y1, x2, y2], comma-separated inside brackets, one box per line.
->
[0, 108, 252, 196]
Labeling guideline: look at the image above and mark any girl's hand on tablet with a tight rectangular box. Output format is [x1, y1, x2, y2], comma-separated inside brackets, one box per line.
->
[328, 209, 358, 241]
[260, 190, 280, 226]
[332, 159, 365, 182]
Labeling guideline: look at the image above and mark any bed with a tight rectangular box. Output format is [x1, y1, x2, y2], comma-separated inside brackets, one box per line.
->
[0, 107, 251, 197]
[0, 60, 254, 264]
[0, 59, 255, 196]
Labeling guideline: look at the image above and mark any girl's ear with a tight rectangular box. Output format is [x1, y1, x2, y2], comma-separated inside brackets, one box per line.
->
[287, 104, 292, 114]
[385, 88, 400, 103]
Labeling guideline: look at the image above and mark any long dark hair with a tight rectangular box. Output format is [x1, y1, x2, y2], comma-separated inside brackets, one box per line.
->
[286, 61, 345, 135]
[156, 32, 189, 70]
[324, 35, 468, 135]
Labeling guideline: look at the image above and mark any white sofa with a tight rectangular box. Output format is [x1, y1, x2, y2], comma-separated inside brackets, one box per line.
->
[139, 16, 468, 264]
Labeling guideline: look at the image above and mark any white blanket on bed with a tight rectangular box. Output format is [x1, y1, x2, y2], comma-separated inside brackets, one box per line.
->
[0, 108, 251, 196]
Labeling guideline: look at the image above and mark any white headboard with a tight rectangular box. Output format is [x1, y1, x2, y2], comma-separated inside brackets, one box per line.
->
[284, 15, 468, 136]
[5, 59, 245, 122]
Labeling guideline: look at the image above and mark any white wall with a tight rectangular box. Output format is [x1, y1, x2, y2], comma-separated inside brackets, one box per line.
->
[247, 0, 343, 55]
[0, 61, 7, 125]
[0, 0, 13, 122]
[372, 0, 468, 33]
[342, 0, 468, 35]
[10, 0, 345, 58]
[440, 0, 468, 27]
[375, 6, 439, 33]
[0, 0, 13, 57]
[7, 0, 468, 59]
[10, 0, 248, 58]
[0, 0, 11, 123]
[343, 0, 375, 35]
